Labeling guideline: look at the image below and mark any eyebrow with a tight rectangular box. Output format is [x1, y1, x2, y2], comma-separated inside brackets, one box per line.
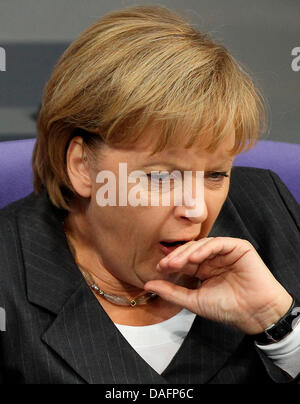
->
[141, 158, 234, 171]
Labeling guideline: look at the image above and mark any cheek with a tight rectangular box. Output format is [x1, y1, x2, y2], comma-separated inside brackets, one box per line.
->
[89, 196, 166, 244]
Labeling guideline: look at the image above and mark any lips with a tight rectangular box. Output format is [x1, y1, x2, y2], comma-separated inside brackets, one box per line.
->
[159, 238, 196, 255]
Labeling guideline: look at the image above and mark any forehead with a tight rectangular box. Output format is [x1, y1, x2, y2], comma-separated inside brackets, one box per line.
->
[130, 126, 236, 169]
[98, 122, 236, 172]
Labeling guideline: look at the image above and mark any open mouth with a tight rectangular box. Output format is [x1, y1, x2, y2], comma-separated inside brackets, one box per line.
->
[160, 240, 187, 247]
[159, 240, 189, 254]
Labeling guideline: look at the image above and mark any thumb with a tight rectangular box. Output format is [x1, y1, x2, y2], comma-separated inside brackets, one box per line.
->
[144, 280, 197, 312]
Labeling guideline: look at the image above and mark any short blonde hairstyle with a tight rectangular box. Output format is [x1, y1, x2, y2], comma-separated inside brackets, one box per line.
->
[33, 5, 267, 210]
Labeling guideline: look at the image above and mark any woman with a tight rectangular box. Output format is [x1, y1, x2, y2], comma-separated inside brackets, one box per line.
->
[0, 5, 300, 384]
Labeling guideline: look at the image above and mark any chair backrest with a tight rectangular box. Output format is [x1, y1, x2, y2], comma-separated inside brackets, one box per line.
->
[0, 139, 299, 209]
[233, 140, 300, 204]
[0, 138, 35, 209]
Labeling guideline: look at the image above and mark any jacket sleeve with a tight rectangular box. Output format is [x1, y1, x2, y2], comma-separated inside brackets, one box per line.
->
[256, 170, 300, 383]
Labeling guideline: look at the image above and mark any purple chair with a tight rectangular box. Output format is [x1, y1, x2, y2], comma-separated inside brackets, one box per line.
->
[0, 138, 299, 209]
[0, 138, 35, 209]
[233, 140, 300, 204]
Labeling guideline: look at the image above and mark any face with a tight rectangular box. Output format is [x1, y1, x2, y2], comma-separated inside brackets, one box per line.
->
[75, 125, 235, 292]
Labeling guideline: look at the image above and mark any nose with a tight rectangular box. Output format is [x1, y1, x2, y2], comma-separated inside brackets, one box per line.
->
[173, 171, 208, 223]
[174, 198, 208, 223]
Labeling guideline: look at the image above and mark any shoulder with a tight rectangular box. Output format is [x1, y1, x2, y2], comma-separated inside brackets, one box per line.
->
[0, 191, 66, 264]
[230, 166, 277, 190]
[0, 194, 38, 305]
[0, 190, 65, 230]
[228, 166, 274, 209]
[0, 192, 49, 243]
[0, 193, 38, 255]
[0, 191, 63, 291]
[230, 166, 297, 207]
[229, 166, 300, 231]
[0, 192, 36, 223]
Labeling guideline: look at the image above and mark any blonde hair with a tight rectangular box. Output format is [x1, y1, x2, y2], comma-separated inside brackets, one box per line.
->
[33, 5, 267, 210]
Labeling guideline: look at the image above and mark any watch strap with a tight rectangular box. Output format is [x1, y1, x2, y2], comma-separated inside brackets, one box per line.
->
[254, 297, 300, 345]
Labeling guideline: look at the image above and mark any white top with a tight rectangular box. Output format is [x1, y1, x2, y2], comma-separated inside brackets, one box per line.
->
[115, 308, 196, 374]
[115, 309, 300, 378]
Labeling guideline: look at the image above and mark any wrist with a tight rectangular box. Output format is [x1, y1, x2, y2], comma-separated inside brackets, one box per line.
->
[244, 293, 292, 335]
[252, 295, 300, 345]
[256, 293, 294, 333]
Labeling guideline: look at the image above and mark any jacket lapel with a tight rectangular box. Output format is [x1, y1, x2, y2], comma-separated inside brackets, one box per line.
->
[162, 313, 245, 384]
[41, 280, 166, 384]
[20, 191, 166, 384]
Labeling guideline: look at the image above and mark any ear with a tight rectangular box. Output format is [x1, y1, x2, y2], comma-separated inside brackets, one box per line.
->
[66, 136, 92, 198]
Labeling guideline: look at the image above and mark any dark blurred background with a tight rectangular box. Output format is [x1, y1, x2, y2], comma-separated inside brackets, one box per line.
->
[0, 0, 299, 143]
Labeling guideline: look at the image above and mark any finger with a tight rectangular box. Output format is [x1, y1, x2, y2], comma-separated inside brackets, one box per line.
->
[166, 238, 215, 266]
[159, 241, 197, 266]
[144, 280, 197, 312]
[157, 238, 215, 274]
[188, 237, 252, 268]
[156, 255, 228, 280]
[159, 237, 214, 268]
[160, 237, 214, 264]
[195, 257, 230, 280]
[157, 237, 253, 278]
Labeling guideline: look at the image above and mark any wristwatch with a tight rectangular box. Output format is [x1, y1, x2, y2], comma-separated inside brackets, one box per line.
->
[254, 297, 300, 345]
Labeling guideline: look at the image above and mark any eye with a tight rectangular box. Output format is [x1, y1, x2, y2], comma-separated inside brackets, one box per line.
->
[147, 173, 169, 183]
[146, 172, 179, 183]
[206, 171, 229, 181]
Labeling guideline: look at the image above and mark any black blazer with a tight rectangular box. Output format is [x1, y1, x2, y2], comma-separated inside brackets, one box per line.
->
[0, 167, 300, 384]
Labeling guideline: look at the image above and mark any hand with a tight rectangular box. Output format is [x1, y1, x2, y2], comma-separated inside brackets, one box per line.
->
[144, 237, 293, 334]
